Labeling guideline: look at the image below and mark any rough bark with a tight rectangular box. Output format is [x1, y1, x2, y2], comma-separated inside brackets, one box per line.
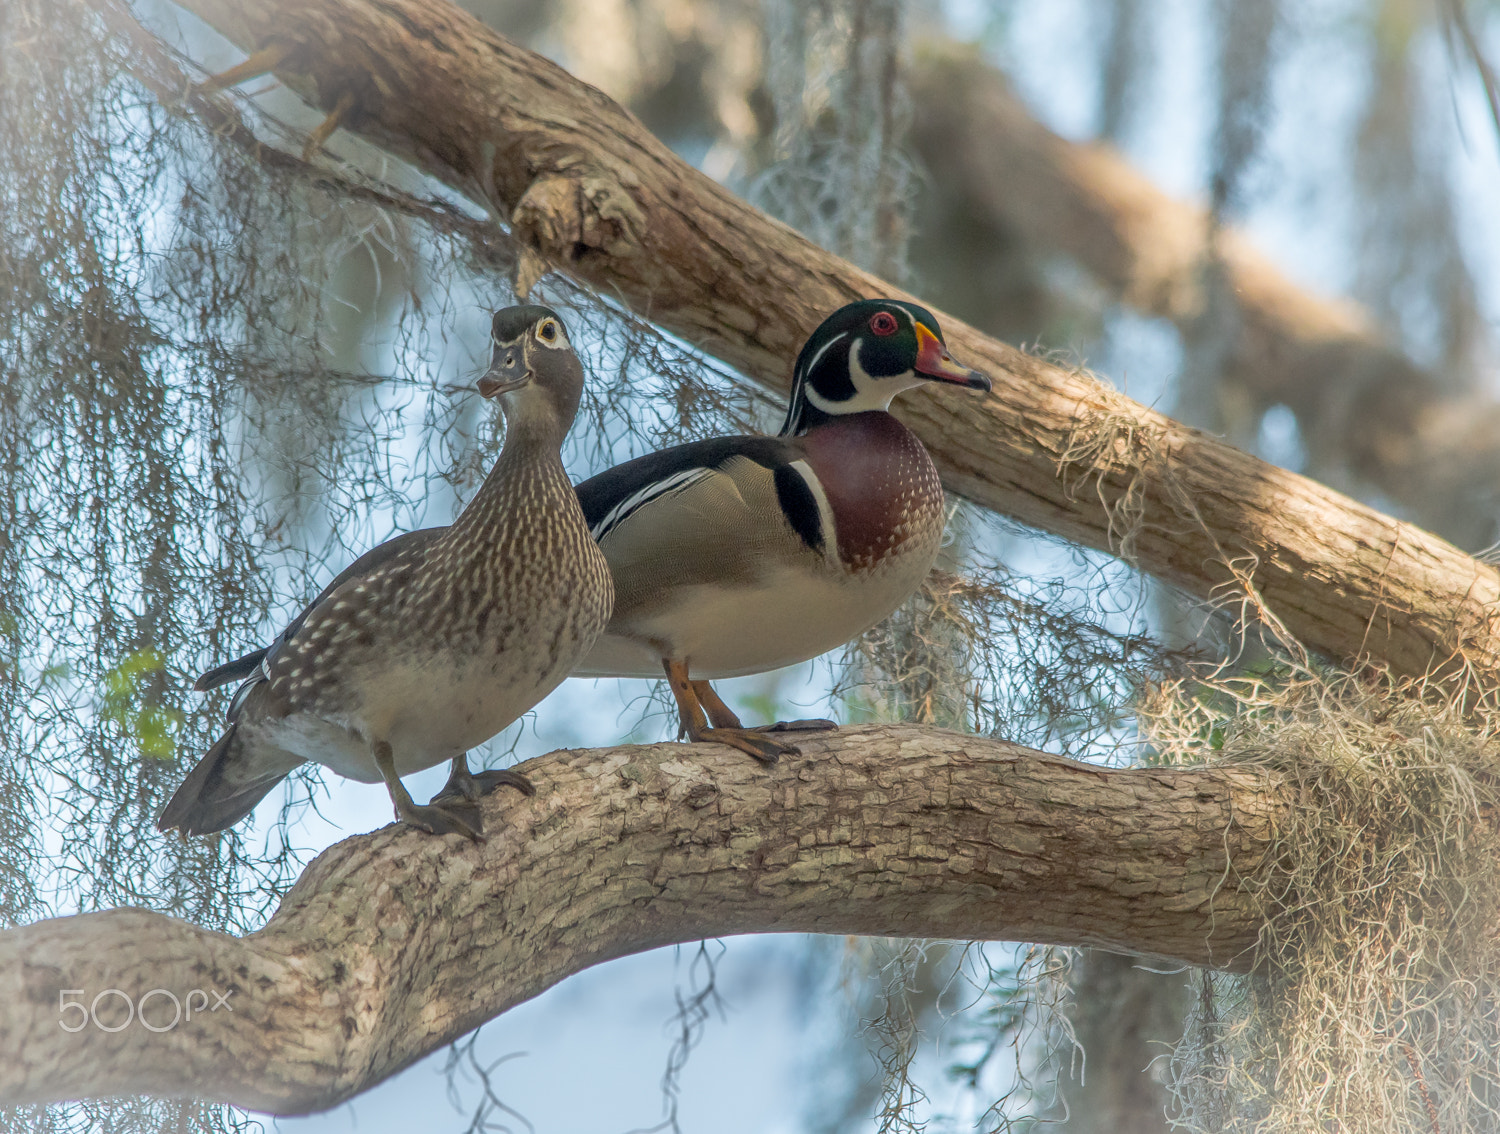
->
[158, 0, 1500, 690]
[908, 42, 1500, 549]
[0, 726, 1277, 1112]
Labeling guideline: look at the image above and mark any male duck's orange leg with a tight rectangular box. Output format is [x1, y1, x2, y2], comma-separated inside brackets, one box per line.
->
[197, 43, 350, 160]
[299, 90, 355, 160]
[197, 43, 293, 93]
[691, 680, 838, 736]
[663, 660, 795, 765]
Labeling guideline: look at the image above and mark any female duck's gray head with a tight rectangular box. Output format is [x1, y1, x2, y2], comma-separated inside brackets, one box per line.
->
[478, 305, 585, 433]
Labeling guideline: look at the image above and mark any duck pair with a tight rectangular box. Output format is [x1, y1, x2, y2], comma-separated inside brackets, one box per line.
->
[158, 301, 990, 840]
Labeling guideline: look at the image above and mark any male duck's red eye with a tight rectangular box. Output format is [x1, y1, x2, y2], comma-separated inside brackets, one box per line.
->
[869, 311, 898, 336]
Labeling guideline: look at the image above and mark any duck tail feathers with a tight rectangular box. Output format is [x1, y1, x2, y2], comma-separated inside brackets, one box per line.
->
[193, 648, 267, 692]
[156, 725, 290, 836]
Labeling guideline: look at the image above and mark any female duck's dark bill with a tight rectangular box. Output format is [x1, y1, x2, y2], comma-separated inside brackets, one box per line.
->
[913, 322, 992, 391]
[477, 353, 533, 398]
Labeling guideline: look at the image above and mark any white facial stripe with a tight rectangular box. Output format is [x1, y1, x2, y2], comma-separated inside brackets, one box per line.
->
[790, 329, 849, 410]
[848, 337, 901, 408]
[802, 329, 849, 376]
[801, 333, 915, 415]
[787, 459, 839, 563]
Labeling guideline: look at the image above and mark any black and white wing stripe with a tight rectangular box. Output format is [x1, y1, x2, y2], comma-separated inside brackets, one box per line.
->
[588, 465, 713, 543]
[576, 435, 827, 555]
[777, 459, 834, 557]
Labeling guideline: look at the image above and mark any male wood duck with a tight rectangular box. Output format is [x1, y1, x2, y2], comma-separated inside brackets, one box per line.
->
[573, 299, 990, 764]
[161, 306, 613, 840]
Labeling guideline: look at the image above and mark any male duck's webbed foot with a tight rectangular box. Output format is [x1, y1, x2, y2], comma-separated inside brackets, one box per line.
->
[699, 726, 797, 765]
[432, 752, 535, 805]
[373, 740, 485, 842]
[754, 717, 839, 734]
[692, 680, 837, 738]
[667, 664, 794, 766]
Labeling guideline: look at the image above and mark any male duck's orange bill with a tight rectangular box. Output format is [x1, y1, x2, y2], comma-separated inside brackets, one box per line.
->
[914, 322, 991, 390]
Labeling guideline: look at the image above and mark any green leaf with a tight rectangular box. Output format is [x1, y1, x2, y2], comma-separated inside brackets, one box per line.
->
[98, 649, 181, 760]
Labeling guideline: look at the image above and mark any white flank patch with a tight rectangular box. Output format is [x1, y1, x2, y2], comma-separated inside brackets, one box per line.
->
[574, 545, 937, 680]
[803, 333, 920, 416]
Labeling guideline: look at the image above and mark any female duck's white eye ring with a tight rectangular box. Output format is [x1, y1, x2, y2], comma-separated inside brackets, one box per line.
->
[537, 319, 559, 343]
[869, 311, 898, 336]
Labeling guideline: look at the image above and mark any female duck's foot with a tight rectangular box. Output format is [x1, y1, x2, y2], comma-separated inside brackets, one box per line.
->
[433, 754, 535, 805]
[397, 795, 485, 842]
[375, 741, 486, 841]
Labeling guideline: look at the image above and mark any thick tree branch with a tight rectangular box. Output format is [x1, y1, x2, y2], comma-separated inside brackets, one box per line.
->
[154, 0, 1500, 689]
[908, 42, 1500, 548]
[0, 726, 1277, 1112]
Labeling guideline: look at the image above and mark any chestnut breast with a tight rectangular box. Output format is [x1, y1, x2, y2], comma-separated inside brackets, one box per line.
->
[800, 411, 946, 573]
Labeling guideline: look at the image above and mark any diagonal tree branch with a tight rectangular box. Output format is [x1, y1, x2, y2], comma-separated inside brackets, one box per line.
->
[0, 726, 1279, 1113]
[151, 0, 1500, 689]
[908, 41, 1500, 549]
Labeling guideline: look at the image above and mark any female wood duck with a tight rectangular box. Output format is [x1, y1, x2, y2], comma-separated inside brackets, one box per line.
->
[163, 306, 614, 840]
[573, 299, 990, 764]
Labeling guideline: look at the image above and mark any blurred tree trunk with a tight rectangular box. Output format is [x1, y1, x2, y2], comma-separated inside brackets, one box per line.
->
[1063, 952, 1187, 1134]
[908, 40, 1500, 549]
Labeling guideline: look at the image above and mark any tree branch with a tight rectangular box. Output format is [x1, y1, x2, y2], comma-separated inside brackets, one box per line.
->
[908, 42, 1500, 549]
[0, 726, 1277, 1112]
[153, 0, 1500, 688]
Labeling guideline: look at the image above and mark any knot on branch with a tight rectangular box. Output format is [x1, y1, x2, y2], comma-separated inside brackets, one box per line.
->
[509, 161, 645, 269]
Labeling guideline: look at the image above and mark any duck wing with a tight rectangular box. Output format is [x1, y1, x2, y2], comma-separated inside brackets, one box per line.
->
[194, 527, 447, 694]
